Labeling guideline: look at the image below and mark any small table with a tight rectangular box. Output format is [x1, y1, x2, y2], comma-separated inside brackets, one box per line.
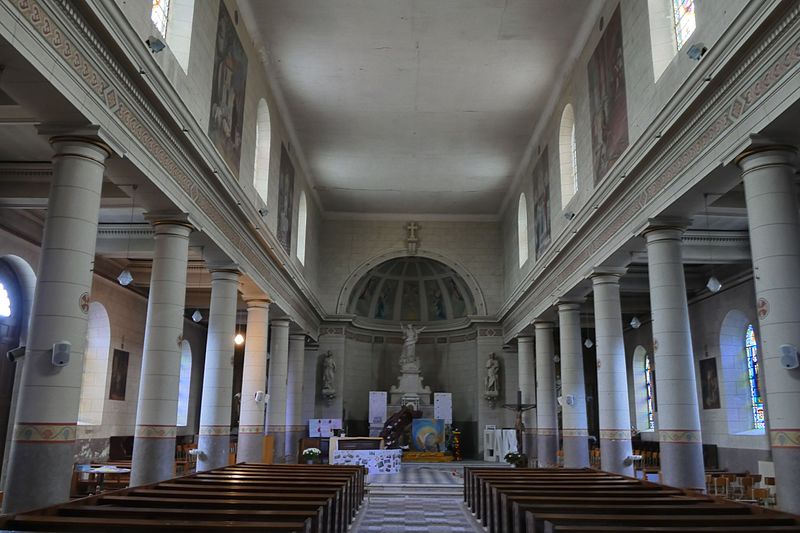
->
[87, 465, 130, 493]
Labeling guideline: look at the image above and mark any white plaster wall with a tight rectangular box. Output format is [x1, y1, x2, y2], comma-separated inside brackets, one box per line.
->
[502, 0, 749, 302]
[317, 219, 503, 315]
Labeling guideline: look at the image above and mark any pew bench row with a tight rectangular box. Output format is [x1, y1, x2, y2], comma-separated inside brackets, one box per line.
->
[0, 463, 365, 533]
[464, 467, 800, 533]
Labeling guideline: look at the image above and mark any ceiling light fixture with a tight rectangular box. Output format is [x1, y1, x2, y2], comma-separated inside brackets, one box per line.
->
[117, 185, 138, 287]
[630, 316, 641, 329]
[191, 309, 203, 323]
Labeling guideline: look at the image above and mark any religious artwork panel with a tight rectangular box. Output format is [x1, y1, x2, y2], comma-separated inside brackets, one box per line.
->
[425, 280, 447, 320]
[400, 280, 420, 321]
[277, 145, 295, 254]
[108, 349, 129, 401]
[699, 357, 721, 410]
[374, 278, 398, 320]
[587, 5, 629, 183]
[412, 418, 445, 452]
[533, 147, 551, 258]
[208, 2, 248, 175]
[354, 276, 379, 317]
[445, 277, 467, 317]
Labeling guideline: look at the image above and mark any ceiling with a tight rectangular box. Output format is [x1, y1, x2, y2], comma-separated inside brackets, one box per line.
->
[241, 0, 595, 215]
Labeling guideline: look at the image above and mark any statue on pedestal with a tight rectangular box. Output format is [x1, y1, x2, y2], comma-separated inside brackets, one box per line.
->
[321, 350, 336, 404]
[485, 352, 500, 407]
[400, 323, 426, 370]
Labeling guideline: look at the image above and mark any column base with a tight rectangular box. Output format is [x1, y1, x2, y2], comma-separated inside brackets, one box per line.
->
[268, 428, 287, 464]
[772, 447, 800, 514]
[237, 431, 264, 464]
[284, 427, 306, 464]
[3, 440, 74, 513]
[130, 437, 177, 487]
[197, 434, 231, 472]
[536, 432, 558, 467]
[562, 435, 590, 468]
[660, 440, 705, 489]
[600, 437, 634, 476]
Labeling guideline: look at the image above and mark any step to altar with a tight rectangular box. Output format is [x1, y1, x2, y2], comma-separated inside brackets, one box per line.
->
[402, 451, 454, 462]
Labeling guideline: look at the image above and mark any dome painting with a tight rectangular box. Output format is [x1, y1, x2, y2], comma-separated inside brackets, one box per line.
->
[348, 257, 477, 322]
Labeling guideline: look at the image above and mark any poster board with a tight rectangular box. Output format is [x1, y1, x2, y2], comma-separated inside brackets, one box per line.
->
[308, 418, 342, 438]
[433, 392, 452, 424]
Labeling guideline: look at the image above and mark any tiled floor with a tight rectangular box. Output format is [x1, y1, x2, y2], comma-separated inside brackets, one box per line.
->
[352, 463, 494, 532]
[351, 495, 484, 532]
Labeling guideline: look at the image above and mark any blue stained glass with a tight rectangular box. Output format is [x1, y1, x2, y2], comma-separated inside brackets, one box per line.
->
[745, 324, 765, 430]
[645, 355, 655, 430]
[672, 0, 696, 51]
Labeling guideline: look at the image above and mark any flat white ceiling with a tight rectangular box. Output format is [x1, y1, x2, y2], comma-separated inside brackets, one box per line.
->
[241, 0, 593, 215]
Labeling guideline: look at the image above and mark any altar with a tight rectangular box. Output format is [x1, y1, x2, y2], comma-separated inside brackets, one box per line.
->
[329, 436, 401, 473]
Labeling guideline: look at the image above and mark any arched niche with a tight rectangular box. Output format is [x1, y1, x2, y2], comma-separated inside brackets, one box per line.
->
[719, 309, 764, 435]
[78, 302, 111, 426]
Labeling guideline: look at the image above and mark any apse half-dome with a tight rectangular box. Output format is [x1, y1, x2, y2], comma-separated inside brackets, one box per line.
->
[347, 257, 477, 322]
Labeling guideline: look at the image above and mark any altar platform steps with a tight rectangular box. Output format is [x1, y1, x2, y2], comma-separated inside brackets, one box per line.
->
[402, 451, 454, 462]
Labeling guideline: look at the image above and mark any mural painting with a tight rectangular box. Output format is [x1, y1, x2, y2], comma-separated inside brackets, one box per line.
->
[587, 5, 628, 183]
[533, 147, 551, 258]
[208, 3, 248, 175]
[425, 280, 447, 321]
[699, 357, 721, 410]
[277, 145, 295, 254]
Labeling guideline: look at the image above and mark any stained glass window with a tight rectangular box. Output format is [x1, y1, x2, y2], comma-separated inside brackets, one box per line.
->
[176, 342, 191, 426]
[645, 355, 655, 430]
[0, 282, 10, 317]
[151, 0, 170, 37]
[672, 0, 696, 51]
[745, 324, 765, 430]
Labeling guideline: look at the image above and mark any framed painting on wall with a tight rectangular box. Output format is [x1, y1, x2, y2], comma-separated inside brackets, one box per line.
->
[108, 349, 129, 401]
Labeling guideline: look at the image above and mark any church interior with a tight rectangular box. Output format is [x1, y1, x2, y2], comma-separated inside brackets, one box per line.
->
[0, 0, 799, 531]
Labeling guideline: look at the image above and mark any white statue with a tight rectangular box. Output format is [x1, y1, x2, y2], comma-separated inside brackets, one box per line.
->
[400, 323, 426, 368]
[485, 352, 500, 396]
[321, 350, 336, 394]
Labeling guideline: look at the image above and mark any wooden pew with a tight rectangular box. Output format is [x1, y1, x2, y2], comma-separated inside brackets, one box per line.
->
[0, 463, 364, 533]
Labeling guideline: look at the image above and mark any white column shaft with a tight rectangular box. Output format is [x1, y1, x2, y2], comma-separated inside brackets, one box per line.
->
[517, 336, 536, 455]
[558, 303, 590, 468]
[237, 300, 270, 463]
[285, 334, 306, 462]
[535, 322, 558, 467]
[267, 320, 290, 462]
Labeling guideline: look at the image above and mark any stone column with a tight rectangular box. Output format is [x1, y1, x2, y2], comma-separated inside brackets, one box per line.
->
[517, 336, 536, 458]
[285, 334, 307, 463]
[558, 301, 590, 468]
[590, 269, 634, 476]
[129, 218, 193, 487]
[4, 134, 111, 513]
[534, 321, 558, 467]
[236, 298, 270, 464]
[738, 146, 800, 513]
[643, 220, 704, 490]
[197, 268, 241, 472]
[266, 319, 290, 463]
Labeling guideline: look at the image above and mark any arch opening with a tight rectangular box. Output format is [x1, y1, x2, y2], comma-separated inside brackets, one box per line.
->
[78, 302, 111, 426]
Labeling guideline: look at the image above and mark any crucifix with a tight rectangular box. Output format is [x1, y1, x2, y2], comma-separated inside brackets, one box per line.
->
[503, 390, 536, 455]
[406, 221, 420, 255]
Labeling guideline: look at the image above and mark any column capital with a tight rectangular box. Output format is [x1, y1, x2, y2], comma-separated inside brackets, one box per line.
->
[640, 217, 691, 241]
[271, 319, 291, 328]
[289, 333, 307, 342]
[38, 123, 114, 161]
[243, 297, 271, 309]
[735, 143, 797, 172]
[556, 298, 584, 312]
[145, 212, 194, 233]
[517, 336, 534, 344]
[209, 268, 241, 283]
[533, 321, 555, 330]
[589, 267, 627, 284]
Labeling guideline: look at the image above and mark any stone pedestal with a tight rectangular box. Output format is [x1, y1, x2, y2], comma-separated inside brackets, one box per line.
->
[643, 220, 705, 490]
[738, 146, 800, 513]
[130, 218, 192, 487]
[390, 364, 432, 406]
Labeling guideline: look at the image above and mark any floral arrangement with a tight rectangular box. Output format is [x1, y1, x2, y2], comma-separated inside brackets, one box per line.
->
[504, 451, 527, 468]
[302, 447, 322, 459]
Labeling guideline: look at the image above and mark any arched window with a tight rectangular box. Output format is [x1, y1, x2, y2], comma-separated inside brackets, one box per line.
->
[253, 99, 272, 204]
[632, 346, 656, 431]
[297, 192, 308, 265]
[745, 324, 765, 430]
[0, 282, 10, 317]
[559, 104, 578, 208]
[176, 340, 192, 426]
[150, 0, 195, 72]
[517, 193, 529, 267]
[78, 302, 111, 426]
[648, 0, 696, 81]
